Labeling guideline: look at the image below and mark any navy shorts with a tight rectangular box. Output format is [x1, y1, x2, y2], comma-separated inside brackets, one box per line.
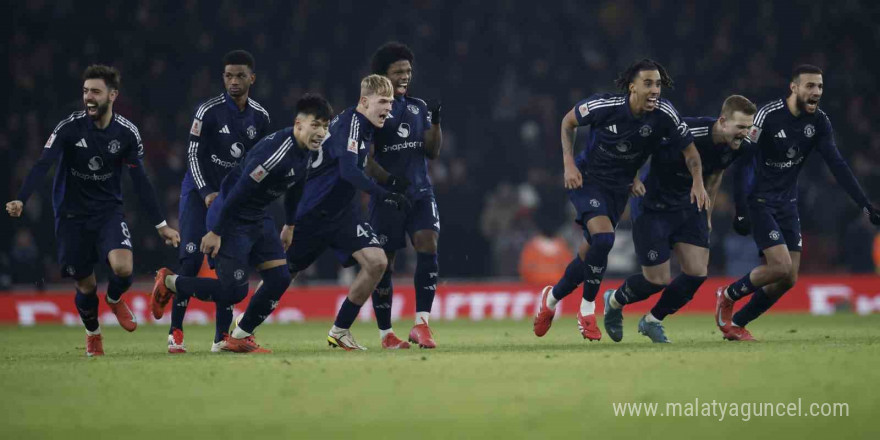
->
[568, 180, 629, 229]
[749, 200, 802, 252]
[369, 195, 440, 251]
[632, 206, 709, 267]
[178, 188, 207, 262]
[55, 210, 132, 279]
[208, 216, 287, 286]
[287, 210, 382, 272]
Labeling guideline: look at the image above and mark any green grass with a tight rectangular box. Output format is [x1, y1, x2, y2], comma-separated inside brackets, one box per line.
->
[2, 314, 879, 439]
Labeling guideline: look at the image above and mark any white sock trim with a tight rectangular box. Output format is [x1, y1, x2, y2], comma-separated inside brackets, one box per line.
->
[546, 288, 559, 309]
[609, 291, 622, 310]
[415, 312, 430, 326]
[379, 328, 394, 338]
[166, 274, 178, 292]
[86, 327, 101, 336]
[645, 312, 661, 323]
[580, 299, 595, 315]
[231, 326, 251, 339]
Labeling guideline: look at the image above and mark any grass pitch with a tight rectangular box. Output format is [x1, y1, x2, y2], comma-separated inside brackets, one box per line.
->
[2, 313, 878, 439]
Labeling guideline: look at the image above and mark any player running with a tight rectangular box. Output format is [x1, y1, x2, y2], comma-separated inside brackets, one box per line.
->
[269, 74, 408, 351]
[163, 50, 271, 354]
[532, 59, 709, 341]
[6, 65, 180, 357]
[151, 94, 331, 353]
[365, 42, 443, 349]
[716, 65, 880, 341]
[602, 96, 757, 343]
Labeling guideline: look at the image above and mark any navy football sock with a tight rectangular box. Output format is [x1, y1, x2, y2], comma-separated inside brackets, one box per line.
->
[371, 269, 393, 331]
[552, 255, 584, 301]
[726, 272, 757, 300]
[175, 276, 220, 302]
[170, 257, 201, 334]
[106, 273, 132, 302]
[650, 273, 707, 320]
[613, 273, 666, 306]
[732, 288, 779, 327]
[75, 289, 100, 332]
[415, 253, 438, 313]
[236, 266, 291, 334]
[215, 304, 234, 343]
[334, 298, 363, 330]
[581, 233, 614, 302]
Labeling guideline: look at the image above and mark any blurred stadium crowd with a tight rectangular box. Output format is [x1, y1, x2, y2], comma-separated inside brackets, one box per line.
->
[3, 0, 879, 288]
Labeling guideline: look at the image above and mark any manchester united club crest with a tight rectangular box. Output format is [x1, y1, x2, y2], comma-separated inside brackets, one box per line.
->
[639, 125, 652, 137]
[407, 104, 420, 115]
[108, 139, 121, 153]
[804, 124, 815, 138]
[247, 125, 257, 139]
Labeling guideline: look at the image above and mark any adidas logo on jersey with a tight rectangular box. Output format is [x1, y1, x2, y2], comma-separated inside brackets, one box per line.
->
[775, 130, 786, 138]
[606, 125, 618, 134]
[219, 125, 231, 134]
[76, 138, 88, 148]
[121, 239, 132, 247]
[286, 168, 296, 177]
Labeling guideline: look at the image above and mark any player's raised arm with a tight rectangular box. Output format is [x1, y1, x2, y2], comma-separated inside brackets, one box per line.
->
[815, 117, 879, 223]
[424, 99, 442, 159]
[561, 108, 582, 189]
[121, 125, 179, 247]
[7, 119, 69, 217]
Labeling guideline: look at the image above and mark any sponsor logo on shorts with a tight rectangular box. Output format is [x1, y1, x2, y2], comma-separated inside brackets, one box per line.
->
[769, 230, 781, 241]
[647, 250, 659, 261]
[234, 269, 245, 281]
[589, 199, 600, 208]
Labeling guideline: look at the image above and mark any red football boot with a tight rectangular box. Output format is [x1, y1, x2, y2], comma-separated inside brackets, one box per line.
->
[577, 311, 602, 341]
[225, 335, 272, 353]
[167, 328, 186, 354]
[724, 326, 756, 342]
[715, 286, 735, 334]
[408, 319, 436, 349]
[381, 332, 411, 349]
[106, 297, 137, 332]
[533, 286, 557, 337]
[151, 267, 176, 320]
[86, 333, 104, 357]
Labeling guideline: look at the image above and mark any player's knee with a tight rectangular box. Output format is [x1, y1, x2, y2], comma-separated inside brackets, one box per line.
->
[413, 232, 438, 254]
[362, 252, 388, 278]
[644, 271, 671, 286]
[225, 283, 249, 304]
[111, 265, 132, 278]
[262, 266, 291, 298]
[75, 276, 97, 293]
[587, 232, 615, 255]
[767, 260, 792, 281]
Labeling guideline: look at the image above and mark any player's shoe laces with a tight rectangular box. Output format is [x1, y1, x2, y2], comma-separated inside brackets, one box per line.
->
[86, 333, 104, 357]
[151, 267, 176, 320]
[715, 286, 735, 334]
[106, 297, 137, 332]
[381, 332, 411, 349]
[637, 316, 670, 343]
[576, 311, 602, 341]
[226, 334, 272, 353]
[167, 328, 186, 354]
[408, 319, 437, 348]
[328, 329, 367, 351]
[602, 289, 623, 342]
[533, 286, 556, 337]
[211, 333, 229, 353]
[723, 326, 756, 342]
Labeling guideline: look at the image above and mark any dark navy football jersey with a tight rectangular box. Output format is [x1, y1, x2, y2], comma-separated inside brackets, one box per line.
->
[296, 107, 387, 221]
[573, 93, 693, 192]
[642, 116, 752, 211]
[210, 127, 311, 233]
[17, 111, 146, 217]
[744, 99, 869, 207]
[183, 92, 271, 199]
[372, 95, 433, 200]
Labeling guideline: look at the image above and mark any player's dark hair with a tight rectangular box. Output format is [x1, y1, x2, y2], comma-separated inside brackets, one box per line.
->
[614, 58, 673, 92]
[83, 64, 121, 90]
[223, 50, 255, 71]
[791, 64, 823, 81]
[371, 42, 414, 75]
[295, 93, 333, 121]
[721, 95, 757, 117]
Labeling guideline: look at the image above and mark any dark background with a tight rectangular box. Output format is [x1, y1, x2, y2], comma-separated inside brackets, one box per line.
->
[3, 0, 879, 288]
